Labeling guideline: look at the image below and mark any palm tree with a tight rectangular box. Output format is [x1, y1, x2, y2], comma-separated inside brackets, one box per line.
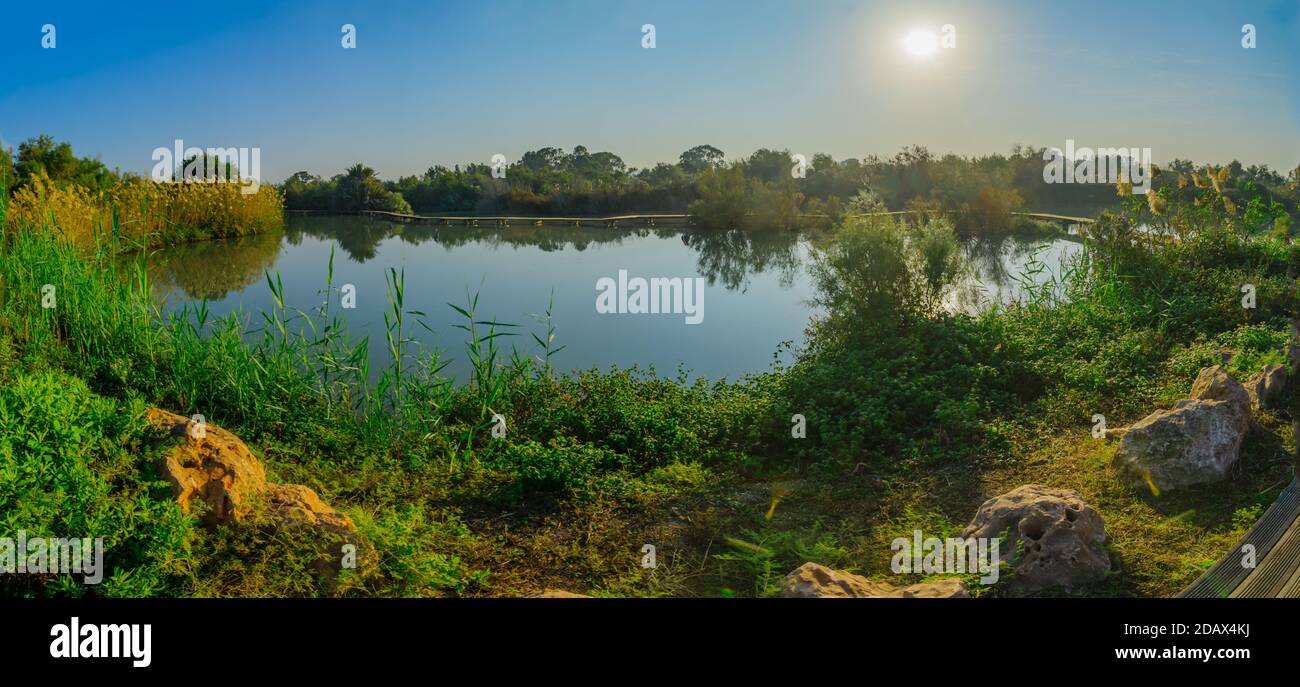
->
[339, 163, 378, 211]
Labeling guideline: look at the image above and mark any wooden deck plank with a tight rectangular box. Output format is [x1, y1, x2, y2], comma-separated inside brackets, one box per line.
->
[1279, 556, 1300, 597]
[1180, 480, 1299, 598]
[1232, 508, 1300, 597]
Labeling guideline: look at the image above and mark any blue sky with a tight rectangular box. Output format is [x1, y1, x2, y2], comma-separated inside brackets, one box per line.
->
[2, 0, 1297, 182]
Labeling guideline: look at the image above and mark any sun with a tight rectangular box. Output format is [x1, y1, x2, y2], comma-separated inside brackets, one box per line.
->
[902, 28, 939, 60]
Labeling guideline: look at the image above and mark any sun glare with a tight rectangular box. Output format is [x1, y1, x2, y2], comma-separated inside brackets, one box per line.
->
[902, 28, 939, 59]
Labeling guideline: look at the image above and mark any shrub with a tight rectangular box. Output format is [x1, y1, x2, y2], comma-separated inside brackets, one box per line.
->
[962, 186, 1024, 234]
[688, 167, 748, 230]
[0, 371, 194, 597]
[811, 196, 966, 328]
[776, 315, 1018, 466]
[490, 436, 626, 493]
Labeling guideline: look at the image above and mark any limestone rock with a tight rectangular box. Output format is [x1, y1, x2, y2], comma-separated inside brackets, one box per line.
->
[148, 408, 369, 582]
[1244, 363, 1286, 411]
[1112, 366, 1251, 491]
[779, 563, 968, 598]
[269, 483, 357, 536]
[268, 483, 372, 579]
[1190, 365, 1252, 409]
[962, 484, 1109, 593]
[146, 407, 268, 525]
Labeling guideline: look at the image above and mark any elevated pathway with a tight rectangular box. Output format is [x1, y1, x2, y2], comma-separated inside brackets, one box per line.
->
[351, 209, 1097, 227]
[1180, 479, 1300, 597]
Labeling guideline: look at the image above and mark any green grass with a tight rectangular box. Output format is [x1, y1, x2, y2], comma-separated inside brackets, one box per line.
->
[0, 370, 193, 598]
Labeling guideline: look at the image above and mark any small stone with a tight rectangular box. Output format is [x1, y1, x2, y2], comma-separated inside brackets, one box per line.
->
[528, 589, 593, 598]
[779, 563, 968, 598]
[963, 484, 1109, 593]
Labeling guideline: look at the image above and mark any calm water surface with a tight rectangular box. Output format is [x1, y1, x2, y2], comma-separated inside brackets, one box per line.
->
[139, 216, 1081, 383]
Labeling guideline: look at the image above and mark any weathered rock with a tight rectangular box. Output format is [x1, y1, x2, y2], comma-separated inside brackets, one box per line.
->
[962, 484, 1109, 593]
[1244, 363, 1286, 411]
[269, 483, 357, 536]
[1190, 365, 1252, 409]
[146, 408, 268, 525]
[268, 483, 371, 580]
[148, 408, 369, 581]
[779, 563, 968, 598]
[1112, 366, 1251, 491]
[528, 589, 593, 598]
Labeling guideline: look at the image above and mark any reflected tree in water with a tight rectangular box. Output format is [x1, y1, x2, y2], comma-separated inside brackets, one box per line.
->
[133, 229, 284, 302]
[681, 229, 804, 292]
[283, 216, 807, 293]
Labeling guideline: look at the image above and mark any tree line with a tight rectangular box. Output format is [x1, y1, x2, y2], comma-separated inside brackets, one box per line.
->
[281, 143, 1300, 233]
[5, 135, 1297, 234]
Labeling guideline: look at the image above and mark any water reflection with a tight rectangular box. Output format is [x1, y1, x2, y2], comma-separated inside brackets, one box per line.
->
[131, 229, 284, 303]
[952, 232, 1083, 312]
[136, 215, 1081, 381]
[681, 230, 803, 292]
[282, 215, 806, 293]
[142, 215, 1081, 311]
[141, 216, 822, 382]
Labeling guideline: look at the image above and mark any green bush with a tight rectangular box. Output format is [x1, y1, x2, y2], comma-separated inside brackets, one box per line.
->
[514, 368, 762, 470]
[714, 524, 848, 597]
[773, 198, 1014, 466]
[491, 436, 626, 493]
[999, 199, 1297, 424]
[810, 196, 965, 326]
[0, 371, 193, 597]
[352, 505, 490, 596]
[776, 315, 1018, 466]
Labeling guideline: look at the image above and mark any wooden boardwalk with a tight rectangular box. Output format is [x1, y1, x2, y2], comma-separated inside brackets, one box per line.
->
[360, 211, 689, 226]
[352, 209, 1097, 227]
[1180, 479, 1300, 597]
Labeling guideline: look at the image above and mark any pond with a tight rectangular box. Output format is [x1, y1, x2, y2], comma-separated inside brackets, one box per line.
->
[137, 215, 1082, 383]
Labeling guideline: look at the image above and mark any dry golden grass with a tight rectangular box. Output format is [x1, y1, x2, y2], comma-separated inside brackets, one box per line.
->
[5, 173, 283, 250]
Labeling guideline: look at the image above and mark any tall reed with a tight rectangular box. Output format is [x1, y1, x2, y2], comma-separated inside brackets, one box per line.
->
[5, 173, 283, 251]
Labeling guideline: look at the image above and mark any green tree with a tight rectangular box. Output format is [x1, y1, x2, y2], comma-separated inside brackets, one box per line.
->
[334, 163, 410, 214]
[337, 163, 380, 209]
[679, 145, 725, 174]
[14, 134, 112, 189]
[745, 148, 791, 184]
[688, 167, 748, 230]
[519, 147, 567, 172]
